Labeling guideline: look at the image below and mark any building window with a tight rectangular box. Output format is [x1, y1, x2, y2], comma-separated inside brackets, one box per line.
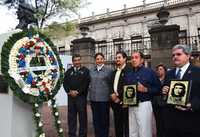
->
[131, 35, 142, 51]
[58, 46, 65, 52]
[178, 30, 187, 44]
[96, 40, 108, 59]
[113, 38, 123, 51]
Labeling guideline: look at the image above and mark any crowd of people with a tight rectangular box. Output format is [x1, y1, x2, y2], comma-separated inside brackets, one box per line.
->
[63, 44, 200, 137]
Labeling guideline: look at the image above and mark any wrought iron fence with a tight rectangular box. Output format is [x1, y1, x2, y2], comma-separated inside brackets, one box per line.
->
[95, 37, 151, 63]
[178, 36, 200, 52]
[59, 35, 200, 66]
[95, 35, 200, 64]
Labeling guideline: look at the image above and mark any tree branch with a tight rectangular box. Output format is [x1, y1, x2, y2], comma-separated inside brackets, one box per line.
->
[35, 0, 39, 29]
[40, 0, 49, 28]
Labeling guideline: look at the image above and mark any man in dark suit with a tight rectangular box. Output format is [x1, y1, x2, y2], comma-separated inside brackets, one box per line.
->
[63, 54, 90, 137]
[162, 44, 200, 137]
[110, 51, 130, 137]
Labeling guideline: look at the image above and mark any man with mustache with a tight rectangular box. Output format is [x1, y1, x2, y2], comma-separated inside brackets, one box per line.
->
[110, 51, 131, 137]
[162, 44, 200, 137]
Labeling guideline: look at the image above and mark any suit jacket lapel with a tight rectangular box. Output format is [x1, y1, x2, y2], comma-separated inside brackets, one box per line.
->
[182, 64, 193, 80]
[172, 68, 177, 79]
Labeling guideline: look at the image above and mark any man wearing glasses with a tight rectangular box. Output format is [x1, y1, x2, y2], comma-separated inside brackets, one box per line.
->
[162, 44, 200, 137]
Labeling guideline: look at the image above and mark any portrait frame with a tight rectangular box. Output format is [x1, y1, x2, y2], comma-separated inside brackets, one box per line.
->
[123, 84, 137, 106]
[167, 80, 192, 106]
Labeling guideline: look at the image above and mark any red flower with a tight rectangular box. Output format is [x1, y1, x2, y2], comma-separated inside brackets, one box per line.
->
[32, 81, 36, 85]
[35, 37, 40, 42]
[44, 87, 49, 92]
[20, 71, 27, 75]
[29, 41, 35, 47]
[19, 54, 25, 59]
[42, 82, 46, 86]
[34, 45, 41, 49]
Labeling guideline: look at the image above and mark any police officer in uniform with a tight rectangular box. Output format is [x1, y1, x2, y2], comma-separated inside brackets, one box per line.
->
[63, 54, 90, 137]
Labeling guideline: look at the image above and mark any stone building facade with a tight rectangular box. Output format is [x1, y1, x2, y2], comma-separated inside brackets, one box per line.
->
[79, 0, 200, 41]
[59, 0, 200, 56]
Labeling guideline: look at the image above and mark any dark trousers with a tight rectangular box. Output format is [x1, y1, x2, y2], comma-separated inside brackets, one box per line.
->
[153, 106, 165, 137]
[90, 101, 110, 137]
[111, 102, 129, 137]
[68, 96, 87, 137]
[165, 128, 200, 137]
[163, 107, 200, 137]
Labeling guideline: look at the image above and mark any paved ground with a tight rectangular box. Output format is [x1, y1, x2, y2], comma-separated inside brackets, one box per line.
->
[42, 103, 156, 137]
[42, 103, 115, 137]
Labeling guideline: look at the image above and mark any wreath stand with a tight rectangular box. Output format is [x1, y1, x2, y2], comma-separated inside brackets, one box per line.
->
[0, 30, 64, 137]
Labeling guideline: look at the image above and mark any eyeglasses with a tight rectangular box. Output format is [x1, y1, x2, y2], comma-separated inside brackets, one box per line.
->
[172, 53, 182, 57]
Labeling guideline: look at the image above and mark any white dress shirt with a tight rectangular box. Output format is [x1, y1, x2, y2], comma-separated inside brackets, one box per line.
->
[176, 62, 190, 79]
[113, 64, 126, 95]
[97, 64, 104, 71]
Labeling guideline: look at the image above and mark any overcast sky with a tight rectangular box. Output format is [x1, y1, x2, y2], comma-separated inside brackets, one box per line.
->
[0, 0, 158, 34]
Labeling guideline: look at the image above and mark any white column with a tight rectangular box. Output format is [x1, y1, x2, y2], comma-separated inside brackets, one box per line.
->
[0, 90, 36, 137]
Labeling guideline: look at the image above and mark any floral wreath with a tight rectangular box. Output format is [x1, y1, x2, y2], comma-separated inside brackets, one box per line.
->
[1, 30, 64, 137]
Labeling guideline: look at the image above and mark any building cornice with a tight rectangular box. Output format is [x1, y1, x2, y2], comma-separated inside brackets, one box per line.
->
[79, 0, 200, 26]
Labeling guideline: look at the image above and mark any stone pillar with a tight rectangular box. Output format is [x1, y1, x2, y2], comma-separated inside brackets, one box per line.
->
[149, 25, 180, 68]
[71, 37, 95, 69]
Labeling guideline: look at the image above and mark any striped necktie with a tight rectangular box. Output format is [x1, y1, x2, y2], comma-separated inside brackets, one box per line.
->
[176, 69, 182, 79]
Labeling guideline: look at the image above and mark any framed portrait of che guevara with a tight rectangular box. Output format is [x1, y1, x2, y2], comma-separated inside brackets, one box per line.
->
[167, 80, 192, 106]
[123, 84, 137, 106]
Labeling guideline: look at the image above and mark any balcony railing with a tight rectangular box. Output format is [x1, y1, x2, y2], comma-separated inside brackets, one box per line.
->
[79, 0, 197, 24]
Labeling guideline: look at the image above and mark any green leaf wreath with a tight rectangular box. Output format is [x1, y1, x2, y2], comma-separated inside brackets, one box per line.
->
[1, 30, 64, 137]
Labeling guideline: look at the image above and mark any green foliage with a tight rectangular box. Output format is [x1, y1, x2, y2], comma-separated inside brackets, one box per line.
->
[2, 0, 89, 28]
[32, 98, 64, 137]
[57, 0, 81, 13]
[41, 21, 76, 39]
[32, 103, 44, 137]
[51, 98, 64, 137]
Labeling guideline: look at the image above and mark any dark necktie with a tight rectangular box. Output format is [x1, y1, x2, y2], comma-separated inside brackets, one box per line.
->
[74, 68, 78, 75]
[176, 69, 182, 79]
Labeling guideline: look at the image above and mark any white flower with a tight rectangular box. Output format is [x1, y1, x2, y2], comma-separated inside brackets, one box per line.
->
[48, 75, 52, 80]
[9, 73, 21, 81]
[35, 103, 39, 108]
[57, 120, 61, 124]
[53, 104, 57, 108]
[22, 86, 30, 94]
[59, 128, 63, 133]
[39, 133, 45, 137]
[34, 34, 40, 38]
[35, 113, 40, 117]
[38, 121, 43, 127]
[46, 83, 51, 89]
[55, 112, 59, 116]
[30, 88, 40, 96]
[43, 77, 48, 82]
